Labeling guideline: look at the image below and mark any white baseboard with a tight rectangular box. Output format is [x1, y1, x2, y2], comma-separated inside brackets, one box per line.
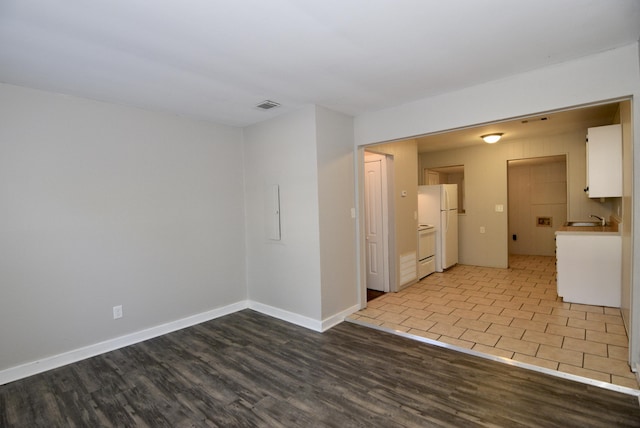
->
[0, 299, 356, 385]
[248, 301, 323, 331]
[321, 303, 360, 331]
[0, 301, 249, 386]
[248, 301, 359, 332]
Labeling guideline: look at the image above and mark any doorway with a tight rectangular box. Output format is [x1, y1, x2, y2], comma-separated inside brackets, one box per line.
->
[507, 155, 567, 257]
[356, 100, 636, 383]
[364, 152, 391, 293]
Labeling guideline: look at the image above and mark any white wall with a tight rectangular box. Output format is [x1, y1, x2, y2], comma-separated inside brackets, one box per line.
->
[620, 100, 633, 335]
[355, 44, 640, 147]
[316, 106, 359, 322]
[243, 105, 359, 329]
[0, 83, 247, 373]
[243, 106, 323, 322]
[354, 43, 640, 367]
[367, 139, 419, 287]
[0, 90, 358, 381]
[508, 160, 567, 256]
[422, 142, 510, 268]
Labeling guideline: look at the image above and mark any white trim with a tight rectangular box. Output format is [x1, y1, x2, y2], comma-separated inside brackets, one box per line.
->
[320, 303, 360, 332]
[364, 153, 390, 292]
[0, 300, 361, 386]
[248, 301, 323, 332]
[0, 301, 249, 385]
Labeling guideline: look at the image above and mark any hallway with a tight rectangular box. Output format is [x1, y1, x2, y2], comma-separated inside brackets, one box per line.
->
[348, 255, 639, 391]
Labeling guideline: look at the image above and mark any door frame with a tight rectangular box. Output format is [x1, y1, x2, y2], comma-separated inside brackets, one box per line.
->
[506, 155, 568, 258]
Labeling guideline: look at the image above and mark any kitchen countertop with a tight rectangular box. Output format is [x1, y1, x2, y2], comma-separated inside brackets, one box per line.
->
[555, 219, 620, 235]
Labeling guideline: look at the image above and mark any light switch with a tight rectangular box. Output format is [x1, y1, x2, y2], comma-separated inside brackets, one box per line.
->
[495, 204, 504, 212]
[480, 226, 486, 234]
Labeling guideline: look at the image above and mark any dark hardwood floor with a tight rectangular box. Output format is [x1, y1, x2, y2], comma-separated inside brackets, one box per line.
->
[2, 310, 639, 427]
[366, 288, 385, 302]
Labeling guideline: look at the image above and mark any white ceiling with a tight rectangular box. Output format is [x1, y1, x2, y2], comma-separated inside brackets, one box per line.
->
[1, 1, 639, 127]
[414, 101, 622, 153]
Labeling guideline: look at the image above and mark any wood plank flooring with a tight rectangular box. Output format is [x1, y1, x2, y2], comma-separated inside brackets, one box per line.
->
[2, 310, 639, 427]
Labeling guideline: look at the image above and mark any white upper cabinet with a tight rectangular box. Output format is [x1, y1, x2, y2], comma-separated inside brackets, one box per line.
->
[586, 124, 622, 198]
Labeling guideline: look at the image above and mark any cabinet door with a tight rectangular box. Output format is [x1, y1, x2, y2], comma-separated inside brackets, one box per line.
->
[556, 234, 621, 307]
[587, 124, 622, 198]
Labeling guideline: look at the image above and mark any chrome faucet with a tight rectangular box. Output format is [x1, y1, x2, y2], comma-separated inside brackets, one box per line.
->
[590, 214, 605, 226]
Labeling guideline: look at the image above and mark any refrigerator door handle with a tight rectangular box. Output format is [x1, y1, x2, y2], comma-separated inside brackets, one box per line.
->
[442, 188, 448, 211]
[442, 209, 448, 233]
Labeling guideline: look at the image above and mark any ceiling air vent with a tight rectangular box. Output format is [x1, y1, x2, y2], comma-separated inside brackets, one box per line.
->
[256, 100, 281, 110]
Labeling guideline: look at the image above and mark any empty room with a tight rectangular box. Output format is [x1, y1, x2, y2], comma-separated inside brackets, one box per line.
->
[2, 1, 640, 426]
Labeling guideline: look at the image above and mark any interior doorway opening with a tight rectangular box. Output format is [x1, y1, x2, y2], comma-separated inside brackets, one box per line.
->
[507, 155, 567, 257]
[363, 151, 393, 294]
[356, 99, 635, 385]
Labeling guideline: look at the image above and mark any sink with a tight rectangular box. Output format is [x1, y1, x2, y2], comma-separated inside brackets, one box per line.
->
[565, 221, 602, 227]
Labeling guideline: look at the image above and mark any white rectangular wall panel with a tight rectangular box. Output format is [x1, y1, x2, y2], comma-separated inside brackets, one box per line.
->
[267, 184, 281, 240]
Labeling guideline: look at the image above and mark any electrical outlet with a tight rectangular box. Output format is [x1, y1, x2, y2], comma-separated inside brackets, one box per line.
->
[113, 305, 123, 320]
[480, 226, 486, 234]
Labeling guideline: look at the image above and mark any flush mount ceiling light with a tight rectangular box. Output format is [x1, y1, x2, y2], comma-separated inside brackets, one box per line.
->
[481, 133, 503, 144]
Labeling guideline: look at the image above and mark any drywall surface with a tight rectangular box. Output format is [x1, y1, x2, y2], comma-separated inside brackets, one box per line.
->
[354, 44, 639, 147]
[620, 100, 633, 335]
[243, 106, 323, 320]
[0, 83, 246, 372]
[315, 106, 358, 320]
[368, 139, 419, 287]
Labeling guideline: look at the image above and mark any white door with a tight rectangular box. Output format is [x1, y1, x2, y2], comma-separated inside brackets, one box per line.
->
[364, 158, 385, 291]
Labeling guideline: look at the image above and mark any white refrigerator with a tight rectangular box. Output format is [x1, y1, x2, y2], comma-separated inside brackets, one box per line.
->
[418, 184, 458, 272]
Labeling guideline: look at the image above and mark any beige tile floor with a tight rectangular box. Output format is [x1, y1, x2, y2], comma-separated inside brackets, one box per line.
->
[348, 255, 639, 390]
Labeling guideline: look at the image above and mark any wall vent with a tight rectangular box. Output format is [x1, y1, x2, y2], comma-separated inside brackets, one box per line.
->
[399, 252, 417, 286]
[256, 100, 281, 110]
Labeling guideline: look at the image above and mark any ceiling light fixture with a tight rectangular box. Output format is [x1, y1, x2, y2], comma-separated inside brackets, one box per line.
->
[481, 133, 503, 144]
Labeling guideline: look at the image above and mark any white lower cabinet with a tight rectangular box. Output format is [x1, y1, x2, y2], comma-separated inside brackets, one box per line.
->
[556, 233, 621, 307]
